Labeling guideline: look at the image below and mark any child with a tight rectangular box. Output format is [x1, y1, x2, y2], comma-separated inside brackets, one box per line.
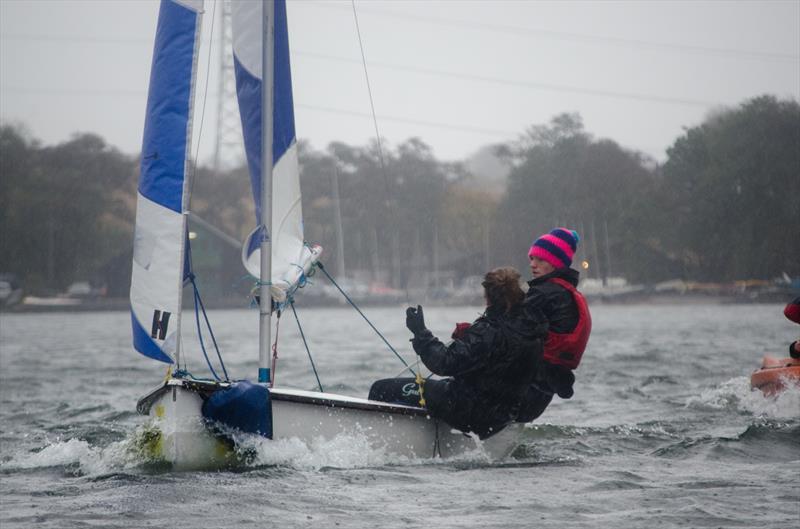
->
[516, 228, 592, 422]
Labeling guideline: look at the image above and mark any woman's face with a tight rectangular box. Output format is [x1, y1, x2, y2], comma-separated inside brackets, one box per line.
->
[530, 256, 555, 278]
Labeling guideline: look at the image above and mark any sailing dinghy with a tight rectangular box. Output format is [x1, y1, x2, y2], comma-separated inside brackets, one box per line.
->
[132, 0, 521, 469]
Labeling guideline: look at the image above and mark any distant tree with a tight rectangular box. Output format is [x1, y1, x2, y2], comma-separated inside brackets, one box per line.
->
[0, 126, 136, 293]
[294, 138, 460, 288]
[440, 185, 500, 275]
[495, 113, 658, 282]
[661, 95, 800, 280]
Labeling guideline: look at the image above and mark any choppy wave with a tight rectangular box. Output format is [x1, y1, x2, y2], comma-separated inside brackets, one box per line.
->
[1, 427, 500, 477]
[1, 437, 140, 477]
[3, 306, 799, 529]
[232, 431, 414, 470]
[685, 376, 800, 418]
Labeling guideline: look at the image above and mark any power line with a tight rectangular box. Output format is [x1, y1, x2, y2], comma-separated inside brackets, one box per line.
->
[1, 34, 792, 109]
[3, 42, 739, 108]
[296, 103, 517, 137]
[0, 33, 213, 45]
[294, 50, 722, 107]
[3, 8, 798, 63]
[0, 84, 517, 137]
[310, 2, 800, 62]
[0, 33, 150, 44]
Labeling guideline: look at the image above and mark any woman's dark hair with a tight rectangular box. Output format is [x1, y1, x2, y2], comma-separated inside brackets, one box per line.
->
[482, 267, 524, 313]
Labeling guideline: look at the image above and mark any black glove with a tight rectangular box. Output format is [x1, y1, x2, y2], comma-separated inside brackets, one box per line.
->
[547, 364, 575, 399]
[406, 305, 426, 335]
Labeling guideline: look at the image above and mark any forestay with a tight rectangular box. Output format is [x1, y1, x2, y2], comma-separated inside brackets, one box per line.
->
[233, 0, 321, 303]
[130, 0, 204, 364]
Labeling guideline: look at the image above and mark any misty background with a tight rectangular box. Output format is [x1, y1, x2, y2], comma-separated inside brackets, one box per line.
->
[0, 0, 798, 303]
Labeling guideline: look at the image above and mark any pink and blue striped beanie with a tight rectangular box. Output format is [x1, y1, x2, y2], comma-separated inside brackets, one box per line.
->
[528, 228, 580, 269]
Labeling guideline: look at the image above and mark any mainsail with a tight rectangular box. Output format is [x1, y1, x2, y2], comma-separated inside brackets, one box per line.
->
[130, 0, 204, 364]
[232, 0, 320, 303]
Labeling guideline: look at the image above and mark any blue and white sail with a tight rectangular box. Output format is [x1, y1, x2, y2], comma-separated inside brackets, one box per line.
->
[130, 0, 204, 364]
[232, 0, 321, 303]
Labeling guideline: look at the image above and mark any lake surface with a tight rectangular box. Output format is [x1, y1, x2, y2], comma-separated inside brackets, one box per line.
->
[1, 303, 798, 528]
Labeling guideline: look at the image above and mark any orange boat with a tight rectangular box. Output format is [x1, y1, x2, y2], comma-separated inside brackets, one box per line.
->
[750, 356, 800, 396]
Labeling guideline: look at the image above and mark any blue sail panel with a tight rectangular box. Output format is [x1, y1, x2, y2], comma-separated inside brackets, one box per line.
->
[273, 0, 297, 170]
[232, 0, 296, 222]
[131, 0, 203, 363]
[233, 52, 263, 220]
[139, 0, 200, 213]
[131, 311, 174, 364]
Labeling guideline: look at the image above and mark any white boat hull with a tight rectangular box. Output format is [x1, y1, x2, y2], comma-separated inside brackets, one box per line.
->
[136, 379, 522, 469]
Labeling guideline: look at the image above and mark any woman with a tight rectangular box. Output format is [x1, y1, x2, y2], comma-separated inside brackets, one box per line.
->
[368, 267, 546, 439]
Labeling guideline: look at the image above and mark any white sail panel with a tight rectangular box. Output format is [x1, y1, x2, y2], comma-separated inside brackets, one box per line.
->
[240, 142, 322, 301]
[131, 193, 186, 360]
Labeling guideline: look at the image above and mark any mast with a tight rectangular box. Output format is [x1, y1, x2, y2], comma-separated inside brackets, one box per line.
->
[259, 0, 275, 384]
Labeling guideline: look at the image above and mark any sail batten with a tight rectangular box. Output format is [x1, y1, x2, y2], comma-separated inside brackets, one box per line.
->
[130, 0, 204, 364]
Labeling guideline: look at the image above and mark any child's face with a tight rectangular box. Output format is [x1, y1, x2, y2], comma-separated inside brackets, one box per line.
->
[530, 256, 555, 278]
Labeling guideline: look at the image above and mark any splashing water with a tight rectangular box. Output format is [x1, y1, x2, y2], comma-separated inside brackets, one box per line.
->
[686, 375, 800, 419]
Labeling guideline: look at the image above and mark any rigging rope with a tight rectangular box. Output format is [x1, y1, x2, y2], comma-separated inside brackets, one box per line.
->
[270, 310, 281, 386]
[290, 300, 324, 392]
[316, 261, 414, 375]
[188, 0, 217, 199]
[350, 0, 389, 178]
[190, 274, 229, 382]
[415, 370, 426, 407]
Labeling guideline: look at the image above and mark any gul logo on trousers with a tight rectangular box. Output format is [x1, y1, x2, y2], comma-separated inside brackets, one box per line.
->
[401, 382, 420, 397]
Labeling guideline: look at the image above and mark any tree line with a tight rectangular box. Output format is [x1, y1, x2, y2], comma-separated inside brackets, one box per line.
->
[1, 94, 797, 299]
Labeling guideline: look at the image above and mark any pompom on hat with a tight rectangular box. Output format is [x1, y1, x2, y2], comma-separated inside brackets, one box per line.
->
[528, 228, 580, 269]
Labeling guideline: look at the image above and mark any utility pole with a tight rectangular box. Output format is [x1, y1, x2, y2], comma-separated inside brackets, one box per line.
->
[331, 166, 346, 278]
[213, 1, 244, 170]
[603, 216, 612, 281]
[432, 221, 440, 290]
[591, 219, 605, 286]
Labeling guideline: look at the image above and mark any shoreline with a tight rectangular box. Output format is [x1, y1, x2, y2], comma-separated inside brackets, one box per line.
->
[2, 290, 796, 314]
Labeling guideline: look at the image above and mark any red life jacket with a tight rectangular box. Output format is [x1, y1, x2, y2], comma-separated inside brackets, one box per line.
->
[542, 277, 591, 370]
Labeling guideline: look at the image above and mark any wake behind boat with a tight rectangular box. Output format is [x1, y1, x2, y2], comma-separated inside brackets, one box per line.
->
[131, 0, 520, 469]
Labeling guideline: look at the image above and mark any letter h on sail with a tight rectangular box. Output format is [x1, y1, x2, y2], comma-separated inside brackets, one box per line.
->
[151, 310, 171, 340]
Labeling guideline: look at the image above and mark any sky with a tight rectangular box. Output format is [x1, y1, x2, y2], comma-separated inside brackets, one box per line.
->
[1, 0, 798, 166]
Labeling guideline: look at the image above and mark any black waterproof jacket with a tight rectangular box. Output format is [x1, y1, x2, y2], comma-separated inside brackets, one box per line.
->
[516, 267, 582, 421]
[525, 267, 581, 333]
[411, 305, 547, 438]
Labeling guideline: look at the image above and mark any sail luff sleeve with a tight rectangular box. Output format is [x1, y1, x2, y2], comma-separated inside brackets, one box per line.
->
[130, 0, 204, 364]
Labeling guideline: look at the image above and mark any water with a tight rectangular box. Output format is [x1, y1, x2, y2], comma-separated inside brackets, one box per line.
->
[1, 303, 798, 528]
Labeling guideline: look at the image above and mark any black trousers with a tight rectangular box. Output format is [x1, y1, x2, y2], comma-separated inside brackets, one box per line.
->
[369, 377, 514, 439]
[516, 385, 554, 423]
[368, 377, 447, 408]
[370, 377, 555, 427]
